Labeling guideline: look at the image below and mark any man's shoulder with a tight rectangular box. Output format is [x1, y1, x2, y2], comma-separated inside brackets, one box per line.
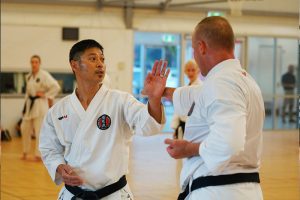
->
[201, 70, 251, 105]
[49, 95, 72, 112]
[25, 73, 31, 81]
[108, 88, 133, 99]
[107, 88, 141, 107]
[39, 69, 55, 79]
[39, 69, 50, 75]
[282, 72, 289, 78]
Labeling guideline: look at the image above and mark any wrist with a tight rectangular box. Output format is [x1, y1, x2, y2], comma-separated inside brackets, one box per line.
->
[163, 87, 175, 100]
[56, 164, 64, 174]
[187, 142, 200, 157]
[148, 97, 161, 104]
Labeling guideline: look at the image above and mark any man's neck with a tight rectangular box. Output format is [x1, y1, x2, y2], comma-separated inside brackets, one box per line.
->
[206, 51, 234, 75]
[32, 70, 39, 78]
[76, 82, 101, 110]
[189, 78, 196, 85]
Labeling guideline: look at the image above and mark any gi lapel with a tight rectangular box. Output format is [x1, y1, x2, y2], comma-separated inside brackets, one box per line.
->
[68, 85, 109, 165]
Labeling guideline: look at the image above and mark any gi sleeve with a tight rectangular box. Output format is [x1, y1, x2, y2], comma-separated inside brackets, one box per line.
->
[43, 72, 61, 100]
[123, 93, 165, 136]
[173, 85, 202, 116]
[39, 111, 66, 185]
[170, 114, 180, 130]
[200, 100, 247, 174]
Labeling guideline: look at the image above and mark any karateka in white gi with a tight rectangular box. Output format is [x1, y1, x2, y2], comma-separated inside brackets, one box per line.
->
[162, 16, 265, 199]
[39, 39, 169, 200]
[171, 59, 202, 139]
[21, 55, 60, 161]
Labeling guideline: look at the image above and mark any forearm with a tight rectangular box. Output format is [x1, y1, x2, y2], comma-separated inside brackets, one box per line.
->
[148, 97, 162, 123]
[187, 142, 200, 157]
[165, 139, 200, 159]
[163, 87, 176, 101]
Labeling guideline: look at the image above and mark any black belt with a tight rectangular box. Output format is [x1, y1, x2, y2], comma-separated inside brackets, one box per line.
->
[65, 175, 127, 200]
[178, 172, 260, 200]
[22, 95, 40, 114]
[175, 120, 186, 138]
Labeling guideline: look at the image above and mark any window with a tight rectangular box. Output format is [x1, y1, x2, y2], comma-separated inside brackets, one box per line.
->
[133, 32, 181, 132]
[0, 72, 76, 95]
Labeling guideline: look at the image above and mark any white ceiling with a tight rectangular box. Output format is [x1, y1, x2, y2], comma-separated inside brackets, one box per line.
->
[3, 0, 299, 17]
[132, 0, 298, 13]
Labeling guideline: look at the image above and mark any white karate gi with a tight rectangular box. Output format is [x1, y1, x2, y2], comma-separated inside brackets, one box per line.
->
[21, 69, 60, 156]
[39, 85, 164, 200]
[170, 79, 202, 131]
[173, 59, 265, 200]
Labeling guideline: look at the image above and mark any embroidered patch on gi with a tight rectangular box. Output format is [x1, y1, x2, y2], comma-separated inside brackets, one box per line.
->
[97, 114, 111, 130]
[58, 115, 67, 120]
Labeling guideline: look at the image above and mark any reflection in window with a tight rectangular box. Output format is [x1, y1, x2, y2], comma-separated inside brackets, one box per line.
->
[247, 37, 299, 130]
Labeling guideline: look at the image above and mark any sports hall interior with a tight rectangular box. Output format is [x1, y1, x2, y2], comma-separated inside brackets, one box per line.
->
[1, 0, 299, 199]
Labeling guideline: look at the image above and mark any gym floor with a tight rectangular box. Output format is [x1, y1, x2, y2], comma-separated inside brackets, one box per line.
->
[1, 131, 299, 200]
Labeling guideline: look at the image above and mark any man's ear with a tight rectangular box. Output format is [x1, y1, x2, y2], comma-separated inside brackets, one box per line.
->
[199, 40, 207, 55]
[70, 60, 78, 73]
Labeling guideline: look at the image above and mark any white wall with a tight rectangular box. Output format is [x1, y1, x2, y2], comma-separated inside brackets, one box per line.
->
[1, 2, 299, 133]
[1, 97, 25, 136]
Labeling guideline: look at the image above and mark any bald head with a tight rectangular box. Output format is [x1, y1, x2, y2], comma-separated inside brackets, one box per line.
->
[194, 16, 235, 51]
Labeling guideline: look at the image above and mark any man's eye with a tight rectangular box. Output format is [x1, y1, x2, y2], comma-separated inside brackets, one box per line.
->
[89, 57, 96, 61]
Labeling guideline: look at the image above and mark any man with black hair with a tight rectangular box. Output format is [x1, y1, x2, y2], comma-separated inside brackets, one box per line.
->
[39, 39, 169, 200]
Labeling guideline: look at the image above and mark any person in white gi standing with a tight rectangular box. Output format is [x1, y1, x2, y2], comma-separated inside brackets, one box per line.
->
[171, 59, 202, 139]
[161, 16, 265, 199]
[21, 55, 60, 161]
[39, 39, 169, 200]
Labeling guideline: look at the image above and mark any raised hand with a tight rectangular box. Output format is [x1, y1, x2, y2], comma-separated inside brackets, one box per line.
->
[142, 60, 170, 99]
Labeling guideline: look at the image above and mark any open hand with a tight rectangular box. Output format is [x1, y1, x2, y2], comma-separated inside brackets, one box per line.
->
[141, 60, 170, 99]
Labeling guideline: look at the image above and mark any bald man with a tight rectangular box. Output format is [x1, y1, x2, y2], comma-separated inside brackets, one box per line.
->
[160, 16, 264, 200]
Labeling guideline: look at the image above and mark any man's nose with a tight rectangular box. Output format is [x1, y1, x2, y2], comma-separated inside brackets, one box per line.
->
[97, 61, 105, 69]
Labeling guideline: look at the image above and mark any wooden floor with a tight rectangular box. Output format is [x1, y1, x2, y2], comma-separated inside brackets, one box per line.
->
[1, 131, 299, 200]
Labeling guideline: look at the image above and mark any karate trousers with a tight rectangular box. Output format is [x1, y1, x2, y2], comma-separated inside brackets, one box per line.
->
[21, 116, 44, 157]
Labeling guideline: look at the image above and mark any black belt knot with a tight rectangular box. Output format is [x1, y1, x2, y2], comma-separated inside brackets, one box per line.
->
[66, 175, 127, 200]
[22, 95, 41, 114]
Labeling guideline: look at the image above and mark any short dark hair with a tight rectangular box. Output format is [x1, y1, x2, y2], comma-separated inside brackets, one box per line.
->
[69, 39, 104, 62]
[195, 16, 235, 51]
[31, 55, 41, 63]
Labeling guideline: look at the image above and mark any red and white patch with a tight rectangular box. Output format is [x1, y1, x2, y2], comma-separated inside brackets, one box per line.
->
[97, 114, 111, 130]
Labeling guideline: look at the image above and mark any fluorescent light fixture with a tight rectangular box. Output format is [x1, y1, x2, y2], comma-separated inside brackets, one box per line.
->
[207, 11, 225, 17]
